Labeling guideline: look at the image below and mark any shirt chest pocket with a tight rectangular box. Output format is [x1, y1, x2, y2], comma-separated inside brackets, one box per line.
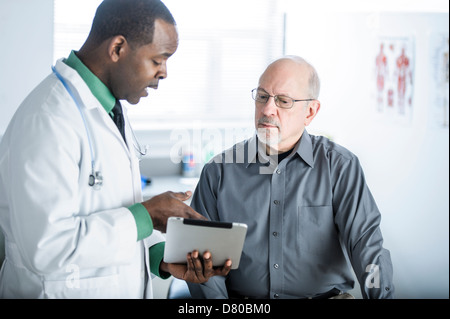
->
[297, 206, 341, 255]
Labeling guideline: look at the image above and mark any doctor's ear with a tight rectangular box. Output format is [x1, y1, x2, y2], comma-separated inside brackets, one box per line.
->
[108, 35, 129, 62]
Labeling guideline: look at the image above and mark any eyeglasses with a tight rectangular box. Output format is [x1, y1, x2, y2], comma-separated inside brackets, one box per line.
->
[251, 88, 315, 109]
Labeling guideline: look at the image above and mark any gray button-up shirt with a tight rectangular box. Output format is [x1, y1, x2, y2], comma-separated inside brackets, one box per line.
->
[188, 131, 394, 299]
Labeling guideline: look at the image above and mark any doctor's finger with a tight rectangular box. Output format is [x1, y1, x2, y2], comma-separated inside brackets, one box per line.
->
[186, 252, 196, 272]
[177, 204, 207, 221]
[214, 259, 232, 277]
[201, 251, 215, 278]
[185, 209, 208, 221]
[171, 191, 193, 201]
[190, 250, 207, 281]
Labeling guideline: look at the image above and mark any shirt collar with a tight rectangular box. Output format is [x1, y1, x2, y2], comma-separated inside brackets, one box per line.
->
[246, 130, 314, 168]
[64, 50, 116, 114]
[295, 130, 314, 168]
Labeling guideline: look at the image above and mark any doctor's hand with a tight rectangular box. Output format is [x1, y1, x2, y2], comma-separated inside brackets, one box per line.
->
[161, 250, 232, 284]
[142, 191, 206, 233]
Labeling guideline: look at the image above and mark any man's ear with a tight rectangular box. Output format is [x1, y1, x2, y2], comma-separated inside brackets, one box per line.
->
[304, 100, 320, 126]
[107, 35, 129, 62]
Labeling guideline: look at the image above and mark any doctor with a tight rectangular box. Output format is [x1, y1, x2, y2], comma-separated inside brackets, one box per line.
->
[0, 0, 231, 298]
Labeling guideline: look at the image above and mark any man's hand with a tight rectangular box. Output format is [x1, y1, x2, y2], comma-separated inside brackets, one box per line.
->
[161, 250, 232, 284]
[141, 191, 206, 233]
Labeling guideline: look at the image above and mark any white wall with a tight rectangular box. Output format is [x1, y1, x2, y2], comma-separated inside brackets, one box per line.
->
[0, 0, 54, 135]
[0, 0, 54, 269]
[285, 2, 449, 298]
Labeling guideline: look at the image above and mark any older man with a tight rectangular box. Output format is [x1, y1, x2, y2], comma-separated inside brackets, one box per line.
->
[187, 56, 394, 299]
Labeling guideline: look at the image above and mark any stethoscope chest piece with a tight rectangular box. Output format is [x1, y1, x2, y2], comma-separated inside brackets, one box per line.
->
[88, 171, 103, 190]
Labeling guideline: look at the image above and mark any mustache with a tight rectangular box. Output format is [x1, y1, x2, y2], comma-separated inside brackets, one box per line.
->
[257, 116, 280, 128]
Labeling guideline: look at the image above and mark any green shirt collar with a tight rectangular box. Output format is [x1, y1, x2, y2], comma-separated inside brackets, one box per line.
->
[64, 50, 116, 114]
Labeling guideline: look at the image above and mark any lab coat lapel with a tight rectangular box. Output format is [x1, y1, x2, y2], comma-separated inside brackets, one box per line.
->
[92, 103, 130, 155]
[122, 105, 144, 203]
[54, 59, 131, 156]
[54, 59, 141, 204]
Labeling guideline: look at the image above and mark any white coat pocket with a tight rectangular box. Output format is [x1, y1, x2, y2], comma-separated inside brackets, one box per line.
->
[43, 274, 120, 299]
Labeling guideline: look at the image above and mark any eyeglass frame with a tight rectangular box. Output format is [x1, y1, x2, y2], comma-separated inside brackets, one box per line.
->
[251, 88, 315, 109]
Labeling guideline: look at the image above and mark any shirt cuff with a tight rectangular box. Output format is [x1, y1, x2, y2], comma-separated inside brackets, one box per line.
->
[128, 203, 153, 241]
[149, 242, 171, 279]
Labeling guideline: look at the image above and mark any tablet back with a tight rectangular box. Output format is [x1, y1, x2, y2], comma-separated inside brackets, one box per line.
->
[163, 217, 247, 269]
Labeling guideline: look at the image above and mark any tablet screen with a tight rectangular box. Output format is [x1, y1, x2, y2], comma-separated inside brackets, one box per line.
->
[163, 217, 247, 269]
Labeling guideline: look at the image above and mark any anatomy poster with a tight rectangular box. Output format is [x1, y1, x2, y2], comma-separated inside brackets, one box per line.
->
[429, 33, 449, 129]
[373, 36, 415, 123]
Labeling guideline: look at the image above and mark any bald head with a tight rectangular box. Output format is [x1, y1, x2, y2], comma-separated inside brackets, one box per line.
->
[261, 56, 320, 100]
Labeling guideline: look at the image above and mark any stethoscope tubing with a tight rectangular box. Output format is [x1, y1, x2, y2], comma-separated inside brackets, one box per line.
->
[51, 64, 148, 189]
[52, 65, 100, 188]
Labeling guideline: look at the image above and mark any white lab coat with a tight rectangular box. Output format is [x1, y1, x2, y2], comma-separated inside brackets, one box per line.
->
[0, 59, 164, 298]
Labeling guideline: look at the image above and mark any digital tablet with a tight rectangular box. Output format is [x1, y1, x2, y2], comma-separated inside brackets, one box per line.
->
[163, 217, 248, 269]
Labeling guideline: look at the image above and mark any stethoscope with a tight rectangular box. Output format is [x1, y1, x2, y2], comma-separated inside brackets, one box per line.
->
[51, 66, 148, 190]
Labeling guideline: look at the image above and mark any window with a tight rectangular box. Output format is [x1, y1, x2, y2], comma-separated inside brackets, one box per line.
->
[53, 0, 102, 60]
[53, 0, 284, 129]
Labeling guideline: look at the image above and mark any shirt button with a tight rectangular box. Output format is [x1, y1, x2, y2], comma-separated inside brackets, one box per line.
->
[276, 169, 281, 174]
[273, 263, 279, 269]
[273, 200, 280, 205]
[274, 293, 279, 298]
[273, 232, 278, 237]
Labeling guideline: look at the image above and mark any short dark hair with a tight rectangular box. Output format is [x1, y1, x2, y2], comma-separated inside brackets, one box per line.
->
[89, 0, 176, 47]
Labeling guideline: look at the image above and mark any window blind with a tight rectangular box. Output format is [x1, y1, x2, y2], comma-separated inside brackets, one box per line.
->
[54, 0, 284, 128]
